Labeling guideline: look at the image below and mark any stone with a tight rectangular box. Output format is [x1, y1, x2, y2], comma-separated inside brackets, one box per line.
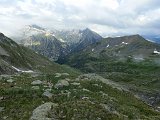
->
[31, 80, 42, 85]
[71, 82, 80, 86]
[0, 96, 4, 100]
[6, 79, 14, 83]
[43, 91, 53, 99]
[55, 73, 61, 78]
[32, 86, 40, 90]
[55, 73, 69, 78]
[54, 80, 69, 89]
[45, 89, 52, 92]
[61, 73, 69, 76]
[0, 107, 4, 112]
[30, 102, 58, 120]
[82, 88, 90, 92]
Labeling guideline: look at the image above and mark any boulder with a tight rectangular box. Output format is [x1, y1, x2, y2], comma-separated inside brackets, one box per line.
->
[6, 79, 14, 83]
[54, 80, 69, 89]
[71, 82, 80, 86]
[31, 80, 42, 85]
[30, 102, 58, 120]
[55, 73, 61, 78]
[43, 91, 53, 99]
[0, 107, 4, 112]
[31, 86, 40, 90]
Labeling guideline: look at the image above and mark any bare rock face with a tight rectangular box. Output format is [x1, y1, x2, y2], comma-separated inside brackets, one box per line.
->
[30, 102, 58, 120]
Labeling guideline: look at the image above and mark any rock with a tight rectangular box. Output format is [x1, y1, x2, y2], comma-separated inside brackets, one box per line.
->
[93, 84, 99, 86]
[71, 82, 80, 86]
[30, 102, 58, 120]
[65, 78, 71, 81]
[82, 88, 90, 92]
[55, 73, 69, 78]
[43, 91, 53, 99]
[61, 73, 69, 76]
[45, 88, 52, 92]
[54, 80, 69, 89]
[0, 96, 4, 100]
[55, 73, 61, 78]
[0, 107, 4, 112]
[6, 79, 14, 83]
[32, 86, 40, 90]
[31, 80, 42, 85]
[82, 96, 89, 100]
[3, 116, 8, 119]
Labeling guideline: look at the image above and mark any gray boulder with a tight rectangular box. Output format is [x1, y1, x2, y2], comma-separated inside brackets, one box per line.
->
[31, 86, 40, 90]
[31, 80, 42, 85]
[6, 79, 14, 83]
[30, 102, 58, 120]
[54, 80, 69, 89]
[43, 91, 53, 99]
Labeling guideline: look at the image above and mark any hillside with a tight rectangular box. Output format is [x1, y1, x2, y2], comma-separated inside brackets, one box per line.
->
[1, 33, 160, 120]
[64, 35, 160, 69]
[0, 32, 78, 75]
[62, 35, 160, 109]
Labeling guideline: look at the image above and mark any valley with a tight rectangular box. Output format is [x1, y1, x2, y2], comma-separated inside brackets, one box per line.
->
[1, 28, 160, 120]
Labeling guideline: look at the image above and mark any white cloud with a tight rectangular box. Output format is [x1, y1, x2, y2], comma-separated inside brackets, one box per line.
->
[0, 0, 160, 37]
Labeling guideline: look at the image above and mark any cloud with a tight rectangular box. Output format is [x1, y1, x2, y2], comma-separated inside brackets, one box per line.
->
[0, 0, 160, 37]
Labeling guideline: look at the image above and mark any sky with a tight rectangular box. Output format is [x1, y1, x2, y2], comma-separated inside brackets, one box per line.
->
[0, 0, 160, 37]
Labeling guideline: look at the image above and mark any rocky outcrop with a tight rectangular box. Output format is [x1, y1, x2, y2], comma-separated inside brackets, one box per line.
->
[30, 102, 58, 120]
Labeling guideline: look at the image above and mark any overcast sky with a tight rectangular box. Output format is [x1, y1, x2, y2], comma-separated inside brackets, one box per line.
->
[0, 0, 160, 37]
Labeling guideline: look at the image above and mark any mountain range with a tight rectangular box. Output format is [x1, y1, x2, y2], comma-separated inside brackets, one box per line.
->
[1, 26, 160, 119]
[13, 25, 102, 61]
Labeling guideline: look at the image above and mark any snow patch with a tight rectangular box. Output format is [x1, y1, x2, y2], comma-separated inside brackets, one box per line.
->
[12, 66, 33, 73]
[92, 48, 94, 52]
[122, 42, 128, 45]
[106, 44, 109, 48]
[154, 49, 160, 54]
[59, 38, 65, 43]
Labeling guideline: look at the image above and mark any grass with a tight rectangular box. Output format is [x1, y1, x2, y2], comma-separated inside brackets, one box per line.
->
[1, 72, 160, 120]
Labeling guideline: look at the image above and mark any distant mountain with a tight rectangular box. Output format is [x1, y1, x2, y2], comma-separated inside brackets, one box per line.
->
[14, 25, 102, 61]
[0, 32, 74, 74]
[72, 28, 103, 52]
[53, 28, 102, 48]
[21, 33, 68, 61]
[63, 34, 160, 71]
[143, 35, 160, 44]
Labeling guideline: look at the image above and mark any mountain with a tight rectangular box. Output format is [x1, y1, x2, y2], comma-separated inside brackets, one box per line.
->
[62, 34, 160, 108]
[1, 33, 160, 119]
[21, 33, 68, 61]
[143, 35, 160, 44]
[53, 28, 103, 51]
[14, 25, 102, 61]
[65, 34, 160, 68]
[71, 28, 103, 52]
[0, 32, 76, 74]
[16, 25, 69, 61]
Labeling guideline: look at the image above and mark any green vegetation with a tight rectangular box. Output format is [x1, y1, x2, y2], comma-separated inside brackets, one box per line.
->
[1, 73, 160, 120]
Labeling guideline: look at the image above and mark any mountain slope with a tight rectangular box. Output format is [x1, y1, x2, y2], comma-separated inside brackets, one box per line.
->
[0, 32, 77, 75]
[62, 34, 160, 108]
[65, 35, 160, 68]
[1, 33, 160, 120]
[71, 28, 103, 52]
[21, 33, 68, 61]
